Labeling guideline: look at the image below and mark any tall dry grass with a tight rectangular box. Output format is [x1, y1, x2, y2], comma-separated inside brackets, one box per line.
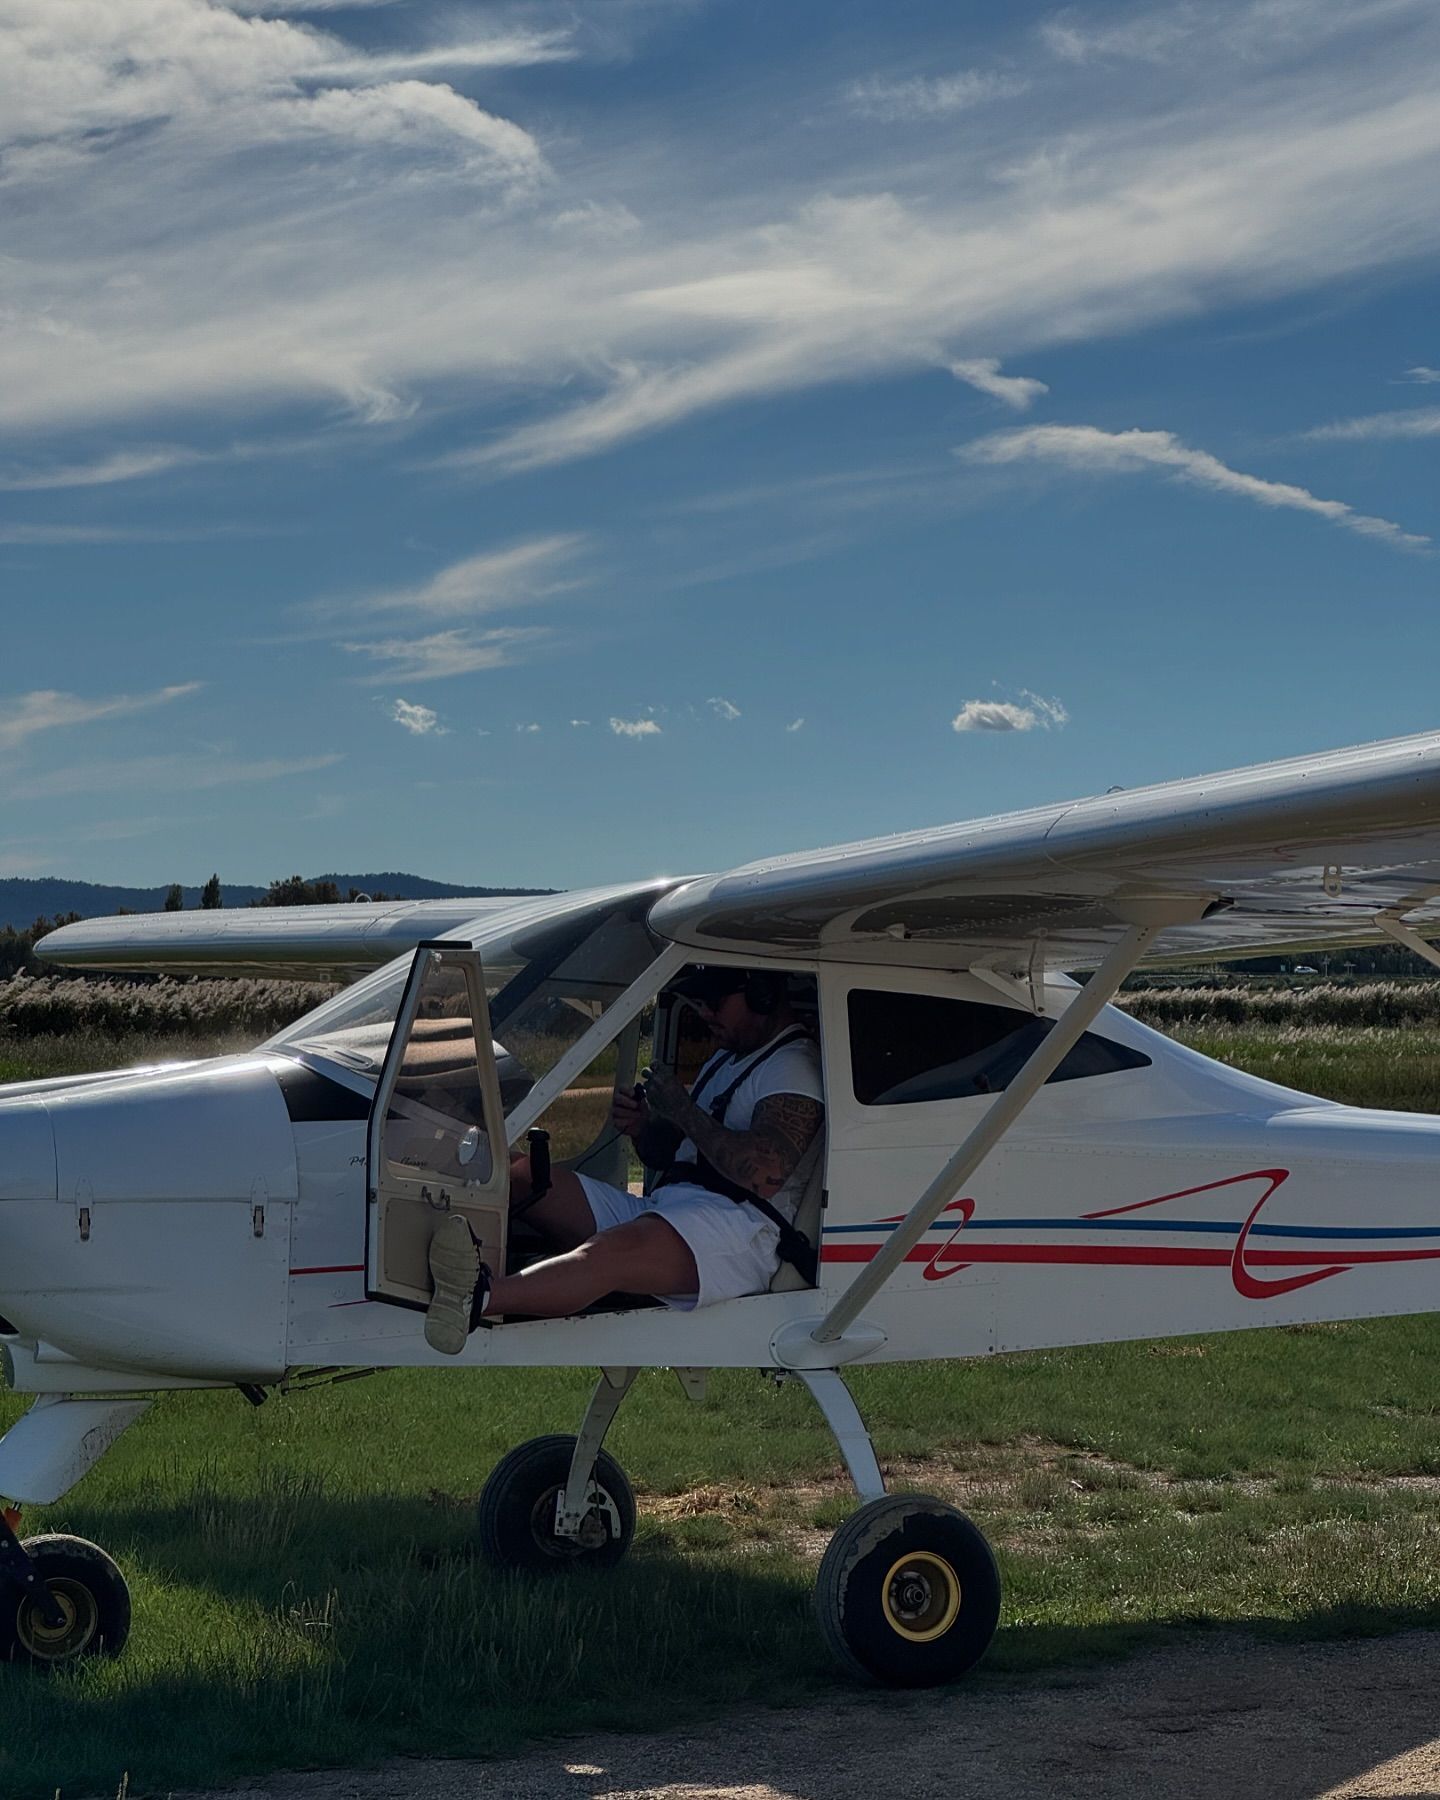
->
[1120, 981, 1440, 1030]
[0, 974, 337, 1039]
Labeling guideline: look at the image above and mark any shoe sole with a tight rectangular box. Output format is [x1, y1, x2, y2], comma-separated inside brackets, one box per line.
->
[425, 1215, 479, 1355]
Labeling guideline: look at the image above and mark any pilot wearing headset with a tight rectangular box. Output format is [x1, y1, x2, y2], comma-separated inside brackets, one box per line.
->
[424, 966, 825, 1352]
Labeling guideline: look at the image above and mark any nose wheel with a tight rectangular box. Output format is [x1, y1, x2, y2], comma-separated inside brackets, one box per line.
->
[815, 1495, 1000, 1687]
[477, 1434, 635, 1571]
[0, 1533, 131, 1669]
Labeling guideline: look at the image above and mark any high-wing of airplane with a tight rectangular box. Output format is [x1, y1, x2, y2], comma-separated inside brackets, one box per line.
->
[5, 730, 1440, 1683]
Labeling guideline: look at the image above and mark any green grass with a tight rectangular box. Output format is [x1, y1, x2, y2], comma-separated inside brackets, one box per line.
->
[6, 1021, 1440, 1795]
[1171, 1022, 1440, 1113]
[8, 1334, 1440, 1797]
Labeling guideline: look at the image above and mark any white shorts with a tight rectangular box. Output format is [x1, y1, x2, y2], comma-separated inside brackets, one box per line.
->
[576, 1175, 781, 1310]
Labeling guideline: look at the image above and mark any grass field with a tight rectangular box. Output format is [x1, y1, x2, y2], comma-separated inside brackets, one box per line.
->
[4, 1016, 1440, 1798]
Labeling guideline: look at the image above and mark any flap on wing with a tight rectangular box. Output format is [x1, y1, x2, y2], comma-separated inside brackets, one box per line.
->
[649, 731, 1440, 971]
[37, 897, 526, 981]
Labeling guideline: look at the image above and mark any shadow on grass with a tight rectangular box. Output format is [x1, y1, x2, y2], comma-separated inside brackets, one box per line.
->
[2, 1482, 826, 1800]
[11, 1479, 1440, 1799]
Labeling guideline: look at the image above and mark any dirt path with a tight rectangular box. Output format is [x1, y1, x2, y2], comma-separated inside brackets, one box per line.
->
[172, 1630, 1440, 1800]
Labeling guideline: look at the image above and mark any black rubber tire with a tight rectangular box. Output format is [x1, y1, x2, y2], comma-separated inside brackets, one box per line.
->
[0, 1534, 131, 1668]
[477, 1434, 635, 1572]
[815, 1494, 1000, 1687]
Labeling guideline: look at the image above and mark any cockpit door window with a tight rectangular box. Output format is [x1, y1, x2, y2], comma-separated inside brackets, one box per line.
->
[366, 941, 509, 1308]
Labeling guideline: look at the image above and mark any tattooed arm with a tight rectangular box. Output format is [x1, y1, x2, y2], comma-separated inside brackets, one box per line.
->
[611, 1082, 684, 1170]
[644, 1072, 823, 1199]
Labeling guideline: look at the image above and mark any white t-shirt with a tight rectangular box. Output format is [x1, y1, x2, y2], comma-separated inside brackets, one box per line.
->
[674, 1030, 826, 1222]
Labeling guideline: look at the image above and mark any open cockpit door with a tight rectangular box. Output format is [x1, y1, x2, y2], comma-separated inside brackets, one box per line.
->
[366, 941, 509, 1309]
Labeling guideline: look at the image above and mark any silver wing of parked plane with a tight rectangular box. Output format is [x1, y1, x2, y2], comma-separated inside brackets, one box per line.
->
[649, 729, 1440, 971]
[37, 731, 1440, 981]
[36, 882, 689, 981]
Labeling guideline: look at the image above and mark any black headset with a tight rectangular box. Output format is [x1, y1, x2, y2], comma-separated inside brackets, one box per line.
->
[740, 970, 787, 1014]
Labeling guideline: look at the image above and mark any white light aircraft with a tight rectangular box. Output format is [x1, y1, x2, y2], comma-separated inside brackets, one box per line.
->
[6, 730, 1440, 1683]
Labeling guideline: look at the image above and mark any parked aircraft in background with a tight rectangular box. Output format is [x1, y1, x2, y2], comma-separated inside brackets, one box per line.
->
[5, 731, 1440, 1683]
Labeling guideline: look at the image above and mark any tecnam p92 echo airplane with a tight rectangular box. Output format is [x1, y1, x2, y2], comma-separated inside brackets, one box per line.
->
[5, 730, 1440, 1684]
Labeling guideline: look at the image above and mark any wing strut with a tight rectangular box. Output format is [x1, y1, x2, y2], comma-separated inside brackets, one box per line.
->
[503, 942, 688, 1146]
[1376, 915, 1440, 975]
[811, 906, 1193, 1348]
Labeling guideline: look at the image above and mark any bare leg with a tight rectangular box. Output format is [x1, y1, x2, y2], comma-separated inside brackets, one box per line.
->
[487, 1215, 698, 1319]
[508, 1154, 599, 1253]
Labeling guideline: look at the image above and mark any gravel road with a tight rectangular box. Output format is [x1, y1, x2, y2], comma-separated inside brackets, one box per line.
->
[168, 1630, 1440, 1800]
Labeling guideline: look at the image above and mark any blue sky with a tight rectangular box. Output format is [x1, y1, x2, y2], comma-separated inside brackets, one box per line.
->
[2, 0, 1438, 893]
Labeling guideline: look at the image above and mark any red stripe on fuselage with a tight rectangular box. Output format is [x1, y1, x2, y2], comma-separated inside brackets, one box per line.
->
[820, 1243, 1440, 1269]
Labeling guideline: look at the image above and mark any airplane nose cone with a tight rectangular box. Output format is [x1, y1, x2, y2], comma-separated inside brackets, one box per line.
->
[0, 1100, 58, 1202]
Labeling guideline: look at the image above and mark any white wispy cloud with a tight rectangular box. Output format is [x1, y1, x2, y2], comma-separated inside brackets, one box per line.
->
[1036, 0, 1422, 65]
[390, 698, 447, 735]
[952, 693, 1068, 733]
[1038, 8, 1200, 64]
[310, 33, 577, 83]
[949, 358, 1049, 410]
[707, 696, 741, 721]
[846, 69, 1027, 121]
[569, 718, 590, 727]
[516, 721, 541, 733]
[960, 424, 1429, 549]
[342, 536, 587, 620]
[548, 201, 641, 238]
[0, 447, 197, 490]
[0, 682, 202, 750]
[0, 4, 547, 177]
[258, 81, 543, 172]
[228, 1, 403, 11]
[610, 717, 662, 738]
[1400, 366, 1440, 383]
[450, 348, 805, 475]
[786, 717, 805, 732]
[1301, 408, 1440, 442]
[2, 0, 1440, 485]
[341, 626, 547, 682]
[25, 752, 343, 798]
[0, 524, 255, 544]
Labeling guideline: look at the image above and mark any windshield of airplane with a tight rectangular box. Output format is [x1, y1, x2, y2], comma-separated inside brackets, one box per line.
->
[264, 891, 667, 1089]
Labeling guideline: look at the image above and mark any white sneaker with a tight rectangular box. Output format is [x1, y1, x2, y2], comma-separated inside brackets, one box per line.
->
[424, 1213, 481, 1355]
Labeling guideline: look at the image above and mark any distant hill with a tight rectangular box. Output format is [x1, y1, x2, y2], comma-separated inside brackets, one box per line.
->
[0, 875, 556, 932]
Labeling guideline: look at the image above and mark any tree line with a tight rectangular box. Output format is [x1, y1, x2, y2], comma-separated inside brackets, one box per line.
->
[160, 875, 394, 911]
[2, 877, 397, 979]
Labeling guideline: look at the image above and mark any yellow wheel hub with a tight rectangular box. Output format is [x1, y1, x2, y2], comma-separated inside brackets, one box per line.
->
[882, 1550, 961, 1642]
[17, 1578, 100, 1662]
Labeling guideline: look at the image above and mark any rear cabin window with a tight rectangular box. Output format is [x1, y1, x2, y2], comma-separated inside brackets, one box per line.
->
[848, 989, 1150, 1106]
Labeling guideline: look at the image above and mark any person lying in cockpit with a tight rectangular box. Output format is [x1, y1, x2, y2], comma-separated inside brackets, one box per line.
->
[423, 966, 825, 1353]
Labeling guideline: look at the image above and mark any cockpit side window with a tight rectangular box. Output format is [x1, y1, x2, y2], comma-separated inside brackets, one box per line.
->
[848, 988, 1150, 1106]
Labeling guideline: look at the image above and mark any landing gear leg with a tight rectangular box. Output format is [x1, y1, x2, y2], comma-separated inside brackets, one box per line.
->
[0, 1506, 67, 1636]
[798, 1370, 886, 1501]
[556, 1366, 638, 1539]
[801, 1370, 1001, 1687]
[476, 1367, 639, 1571]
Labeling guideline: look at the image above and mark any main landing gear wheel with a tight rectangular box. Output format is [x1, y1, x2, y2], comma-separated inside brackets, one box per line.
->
[815, 1495, 1000, 1687]
[477, 1434, 635, 1572]
[1, 1534, 131, 1669]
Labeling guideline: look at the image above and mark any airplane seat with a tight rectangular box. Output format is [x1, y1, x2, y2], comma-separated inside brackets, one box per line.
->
[769, 1128, 826, 1293]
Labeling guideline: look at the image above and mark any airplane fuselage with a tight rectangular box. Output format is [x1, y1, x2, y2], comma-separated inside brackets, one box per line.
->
[4, 988, 1440, 1388]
